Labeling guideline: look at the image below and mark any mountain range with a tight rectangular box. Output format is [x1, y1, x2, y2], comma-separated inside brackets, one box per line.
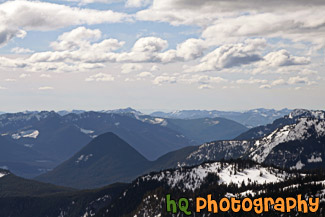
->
[151, 108, 292, 128]
[36, 109, 325, 189]
[0, 110, 248, 177]
[163, 109, 325, 170]
[0, 108, 325, 216]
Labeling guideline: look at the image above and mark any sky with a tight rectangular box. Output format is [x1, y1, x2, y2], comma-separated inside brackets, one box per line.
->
[0, 0, 324, 112]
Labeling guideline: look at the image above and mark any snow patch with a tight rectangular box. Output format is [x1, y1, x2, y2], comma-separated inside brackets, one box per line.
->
[141, 162, 291, 191]
[291, 160, 305, 170]
[12, 130, 39, 139]
[307, 155, 322, 163]
[80, 128, 94, 135]
[76, 154, 93, 164]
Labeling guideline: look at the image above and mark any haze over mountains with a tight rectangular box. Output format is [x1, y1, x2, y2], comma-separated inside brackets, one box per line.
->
[151, 108, 292, 128]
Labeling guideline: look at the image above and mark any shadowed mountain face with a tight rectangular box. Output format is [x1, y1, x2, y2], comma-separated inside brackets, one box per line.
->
[136, 115, 248, 143]
[36, 133, 151, 189]
[62, 112, 192, 160]
[0, 168, 127, 217]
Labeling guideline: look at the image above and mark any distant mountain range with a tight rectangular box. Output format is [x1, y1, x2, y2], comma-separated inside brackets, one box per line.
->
[36, 109, 325, 189]
[1, 108, 325, 216]
[151, 108, 292, 128]
[0, 110, 248, 177]
[51, 107, 292, 128]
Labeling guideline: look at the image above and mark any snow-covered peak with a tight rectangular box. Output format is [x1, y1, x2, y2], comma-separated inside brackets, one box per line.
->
[0, 170, 9, 179]
[0, 111, 58, 125]
[250, 117, 325, 163]
[288, 109, 325, 120]
[101, 107, 143, 115]
[140, 162, 293, 191]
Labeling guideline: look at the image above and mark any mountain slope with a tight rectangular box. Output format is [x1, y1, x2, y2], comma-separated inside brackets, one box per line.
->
[0, 136, 52, 178]
[0, 169, 127, 217]
[97, 160, 325, 217]
[36, 133, 150, 189]
[0, 169, 73, 197]
[62, 112, 192, 160]
[158, 109, 325, 171]
[0, 111, 93, 177]
[234, 109, 315, 140]
[139, 116, 248, 143]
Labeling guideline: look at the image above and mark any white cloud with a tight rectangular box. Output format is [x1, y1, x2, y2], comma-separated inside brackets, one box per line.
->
[40, 74, 52, 78]
[133, 37, 168, 53]
[4, 78, 16, 82]
[189, 38, 266, 72]
[39, 86, 54, 90]
[19, 73, 31, 78]
[202, 10, 325, 47]
[63, 0, 124, 5]
[134, 0, 325, 50]
[258, 76, 315, 89]
[236, 77, 268, 85]
[0, 0, 130, 47]
[121, 63, 143, 74]
[11, 47, 34, 54]
[271, 79, 287, 86]
[287, 76, 310, 85]
[259, 84, 271, 89]
[175, 38, 207, 61]
[0, 86, 7, 90]
[198, 84, 213, 89]
[298, 69, 318, 75]
[182, 74, 227, 85]
[126, 0, 151, 8]
[50, 27, 102, 51]
[137, 71, 153, 77]
[85, 73, 115, 82]
[262, 49, 310, 67]
[150, 65, 159, 71]
[153, 75, 176, 85]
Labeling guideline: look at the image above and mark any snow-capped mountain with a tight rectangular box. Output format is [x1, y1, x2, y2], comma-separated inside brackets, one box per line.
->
[1, 159, 325, 217]
[151, 108, 291, 128]
[101, 107, 143, 116]
[98, 160, 325, 217]
[159, 109, 325, 170]
[141, 161, 293, 191]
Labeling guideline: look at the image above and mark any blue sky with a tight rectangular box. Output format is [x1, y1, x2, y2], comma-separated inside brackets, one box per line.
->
[0, 0, 324, 112]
